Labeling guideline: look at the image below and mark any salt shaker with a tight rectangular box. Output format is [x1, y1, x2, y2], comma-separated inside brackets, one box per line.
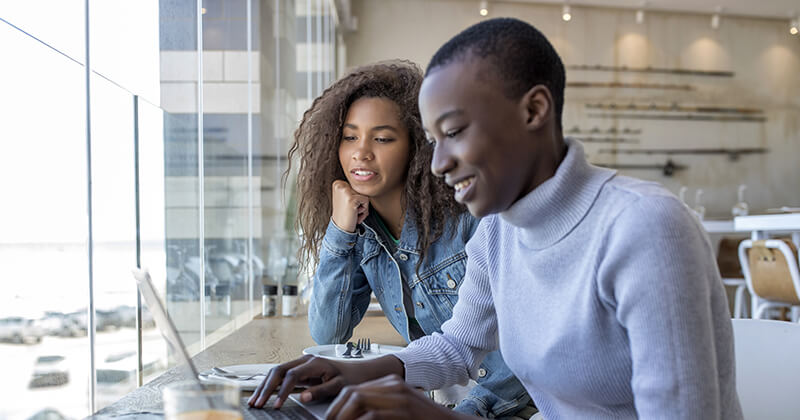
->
[282, 285, 298, 317]
[262, 285, 278, 317]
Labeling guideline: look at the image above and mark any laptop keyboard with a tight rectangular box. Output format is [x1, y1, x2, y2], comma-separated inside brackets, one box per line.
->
[240, 397, 317, 420]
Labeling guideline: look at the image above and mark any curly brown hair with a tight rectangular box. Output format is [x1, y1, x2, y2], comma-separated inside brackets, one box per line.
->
[285, 60, 464, 274]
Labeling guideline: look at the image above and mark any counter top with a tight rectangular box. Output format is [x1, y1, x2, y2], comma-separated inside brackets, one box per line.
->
[92, 314, 405, 417]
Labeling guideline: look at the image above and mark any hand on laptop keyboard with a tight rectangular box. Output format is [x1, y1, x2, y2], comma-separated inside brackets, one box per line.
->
[247, 352, 400, 412]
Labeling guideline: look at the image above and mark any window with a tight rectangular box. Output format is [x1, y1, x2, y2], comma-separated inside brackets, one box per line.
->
[0, 0, 338, 416]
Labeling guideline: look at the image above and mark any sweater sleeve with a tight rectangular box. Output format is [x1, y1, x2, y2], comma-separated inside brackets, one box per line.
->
[395, 217, 499, 390]
[596, 194, 728, 419]
[308, 220, 372, 345]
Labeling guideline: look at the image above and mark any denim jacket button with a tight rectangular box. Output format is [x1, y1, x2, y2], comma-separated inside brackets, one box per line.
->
[394, 305, 402, 312]
[447, 279, 457, 289]
[415, 301, 424, 308]
[477, 368, 487, 378]
[397, 253, 408, 261]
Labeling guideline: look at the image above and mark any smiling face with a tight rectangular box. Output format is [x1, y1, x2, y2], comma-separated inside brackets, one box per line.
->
[338, 97, 411, 204]
[421, 57, 554, 218]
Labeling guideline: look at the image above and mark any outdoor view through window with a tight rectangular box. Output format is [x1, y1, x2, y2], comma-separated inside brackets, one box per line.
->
[0, 1, 336, 418]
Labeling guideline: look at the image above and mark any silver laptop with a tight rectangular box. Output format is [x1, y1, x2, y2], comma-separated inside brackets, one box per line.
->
[132, 268, 326, 420]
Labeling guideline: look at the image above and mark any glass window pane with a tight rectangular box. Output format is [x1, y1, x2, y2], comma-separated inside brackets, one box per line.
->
[89, 74, 140, 411]
[201, 0, 258, 342]
[137, 98, 170, 387]
[0, 0, 86, 64]
[159, 0, 202, 356]
[89, 0, 160, 104]
[0, 19, 91, 420]
[164, 109, 203, 353]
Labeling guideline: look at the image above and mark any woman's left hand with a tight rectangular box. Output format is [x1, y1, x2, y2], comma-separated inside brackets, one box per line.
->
[324, 374, 469, 420]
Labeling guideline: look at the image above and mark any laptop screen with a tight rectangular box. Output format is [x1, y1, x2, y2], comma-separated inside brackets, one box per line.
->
[132, 268, 324, 420]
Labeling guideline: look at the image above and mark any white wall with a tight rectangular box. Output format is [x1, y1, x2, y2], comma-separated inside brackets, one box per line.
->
[343, 0, 800, 217]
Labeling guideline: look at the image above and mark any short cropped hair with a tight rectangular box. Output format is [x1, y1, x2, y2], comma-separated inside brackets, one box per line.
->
[427, 17, 565, 129]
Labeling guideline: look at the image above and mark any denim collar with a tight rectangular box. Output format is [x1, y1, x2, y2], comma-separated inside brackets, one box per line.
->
[358, 209, 421, 254]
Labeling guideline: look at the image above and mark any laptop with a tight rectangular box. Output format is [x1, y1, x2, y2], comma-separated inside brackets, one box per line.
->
[132, 268, 326, 420]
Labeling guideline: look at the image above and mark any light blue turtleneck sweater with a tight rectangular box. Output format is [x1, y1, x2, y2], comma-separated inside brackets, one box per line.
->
[395, 138, 742, 419]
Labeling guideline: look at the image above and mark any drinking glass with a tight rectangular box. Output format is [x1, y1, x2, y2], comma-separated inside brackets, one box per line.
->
[732, 184, 749, 217]
[163, 381, 242, 420]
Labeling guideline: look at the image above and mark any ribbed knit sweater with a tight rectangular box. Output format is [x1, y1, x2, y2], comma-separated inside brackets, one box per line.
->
[395, 139, 742, 419]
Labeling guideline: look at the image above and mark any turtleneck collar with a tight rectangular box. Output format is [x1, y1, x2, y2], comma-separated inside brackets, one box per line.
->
[500, 138, 617, 250]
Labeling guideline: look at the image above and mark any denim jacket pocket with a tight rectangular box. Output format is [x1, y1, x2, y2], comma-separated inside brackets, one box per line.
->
[417, 252, 467, 296]
[414, 252, 468, 327]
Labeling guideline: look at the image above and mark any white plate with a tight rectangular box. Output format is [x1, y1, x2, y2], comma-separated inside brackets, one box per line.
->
[302, 343, 404, 361]
[198, 363, 276, 391]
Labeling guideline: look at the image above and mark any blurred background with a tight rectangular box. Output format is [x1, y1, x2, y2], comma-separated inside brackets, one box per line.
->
[0, 1, 797, 419]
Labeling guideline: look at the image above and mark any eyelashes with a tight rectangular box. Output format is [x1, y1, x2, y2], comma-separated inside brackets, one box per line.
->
[426, 126, 465, 145]
[445, 127, 464, 138]
[341, 136, 395, 143]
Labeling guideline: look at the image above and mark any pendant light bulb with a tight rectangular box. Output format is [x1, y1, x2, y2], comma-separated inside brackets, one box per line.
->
[479, 0, 489, 17]
[711, 6, 722, 30]
[635, 1, 647, 24]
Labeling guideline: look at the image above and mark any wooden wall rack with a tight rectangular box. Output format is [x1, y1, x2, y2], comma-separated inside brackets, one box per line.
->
[588, 113, 767, 122]
[598, 147, 768, 161]
[567, 81, 693, 90]
[573, 136, 639, 144]
[568, 64, 734, 77]
[566, 127, 642, 135]
[593, 159, 687, 176]
[586, 103, 762, 114]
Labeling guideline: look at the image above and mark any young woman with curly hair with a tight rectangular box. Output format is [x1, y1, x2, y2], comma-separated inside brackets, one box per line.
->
[284, 60, 531, 418]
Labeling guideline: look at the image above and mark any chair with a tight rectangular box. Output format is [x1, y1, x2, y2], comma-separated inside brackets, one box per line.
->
[731, 319, 800, 419]
[717, 237, 748, 318]
[738, 239, 800, 321]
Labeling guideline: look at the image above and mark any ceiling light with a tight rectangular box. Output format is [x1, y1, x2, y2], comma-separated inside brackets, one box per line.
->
[562, 4, 572, 22]
[791, 18, 799, 35]
[636, 1, 647, 24]
[479, 0, 489, 17]
[711, 6, 722, 30]
[635, 9, 645, 24]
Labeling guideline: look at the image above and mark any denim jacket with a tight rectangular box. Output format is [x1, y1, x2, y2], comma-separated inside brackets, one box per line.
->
[308, 210, 531, 418]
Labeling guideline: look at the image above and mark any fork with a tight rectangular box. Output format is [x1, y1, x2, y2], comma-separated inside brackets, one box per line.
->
[342, 341, 355, 358]
[211, 366, 265, 380]
[352, 338, 371, 358]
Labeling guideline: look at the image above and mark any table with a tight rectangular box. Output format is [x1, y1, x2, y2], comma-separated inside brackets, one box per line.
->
[734, 213, 800, 245]
[701, 219, 737, 234]
[734, 213, 800, 235]
[92, 314, 405, 417]
[701, 214, 800, 243]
